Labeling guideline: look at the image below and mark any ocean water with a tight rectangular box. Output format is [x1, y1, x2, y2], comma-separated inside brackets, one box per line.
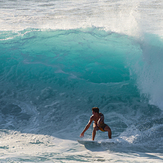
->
[0, 0, 163, 162]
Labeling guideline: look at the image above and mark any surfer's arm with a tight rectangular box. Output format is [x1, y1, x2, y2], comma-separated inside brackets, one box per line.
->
[80, 116, 93, 137]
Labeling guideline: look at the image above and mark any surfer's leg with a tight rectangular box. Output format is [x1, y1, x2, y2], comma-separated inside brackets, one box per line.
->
[92, 127, 96, 141]
[104, 126, 112, 139]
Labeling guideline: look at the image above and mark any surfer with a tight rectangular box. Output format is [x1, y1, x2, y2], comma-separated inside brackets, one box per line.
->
[80, 107, 112, 141]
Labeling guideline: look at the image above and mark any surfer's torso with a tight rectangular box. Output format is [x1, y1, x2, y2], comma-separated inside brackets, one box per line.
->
[91, 112, 107, 131]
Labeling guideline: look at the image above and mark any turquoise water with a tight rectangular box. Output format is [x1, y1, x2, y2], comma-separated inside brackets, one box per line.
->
[0, 0, 163, 162]
[0, 28, 163, 162]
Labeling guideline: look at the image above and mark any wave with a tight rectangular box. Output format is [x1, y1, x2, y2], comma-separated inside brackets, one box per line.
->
[0, 28, 163, 152]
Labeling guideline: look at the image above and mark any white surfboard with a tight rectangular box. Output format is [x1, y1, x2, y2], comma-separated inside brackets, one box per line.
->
[78, 140, 96, 145]
[77, 140, 100, 148]
[78, 139, 115, 145]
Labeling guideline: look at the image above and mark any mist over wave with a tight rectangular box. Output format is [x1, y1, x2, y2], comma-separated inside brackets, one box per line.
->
[0, 0, 162, 37]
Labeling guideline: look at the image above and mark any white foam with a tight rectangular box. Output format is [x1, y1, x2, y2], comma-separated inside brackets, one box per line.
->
[0, 130, 162, 162]
[128, 35, 163, 110]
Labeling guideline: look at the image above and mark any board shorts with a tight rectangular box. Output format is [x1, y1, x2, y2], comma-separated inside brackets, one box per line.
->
[98, 124, 107, 132]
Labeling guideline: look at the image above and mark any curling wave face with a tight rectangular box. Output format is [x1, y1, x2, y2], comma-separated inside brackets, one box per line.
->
[0, 29, 163, 154]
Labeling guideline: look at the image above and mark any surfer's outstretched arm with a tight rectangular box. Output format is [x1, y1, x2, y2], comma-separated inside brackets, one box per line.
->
[80, 116, 93, 138]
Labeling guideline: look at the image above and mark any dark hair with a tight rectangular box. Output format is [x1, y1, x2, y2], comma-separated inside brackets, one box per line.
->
[92, 107, 99, 113]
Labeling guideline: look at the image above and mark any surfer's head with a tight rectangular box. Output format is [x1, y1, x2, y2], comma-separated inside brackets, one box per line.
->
[92, 107, 99, 113]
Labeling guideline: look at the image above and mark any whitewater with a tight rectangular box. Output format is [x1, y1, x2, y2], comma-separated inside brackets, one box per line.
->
[0, 0, 163, 162]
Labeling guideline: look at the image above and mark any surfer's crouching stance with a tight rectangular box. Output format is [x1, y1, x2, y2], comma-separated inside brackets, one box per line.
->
[80, 107, 112, 140]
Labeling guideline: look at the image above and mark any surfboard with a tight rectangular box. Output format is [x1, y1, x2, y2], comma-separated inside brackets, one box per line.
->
[77, 139, 115, 150]
[77, 140, 97, 145]
[78, 139, 115, 146]
[77, 140, 101, 149]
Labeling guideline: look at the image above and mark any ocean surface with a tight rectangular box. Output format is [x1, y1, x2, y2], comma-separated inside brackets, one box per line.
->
[0, 0, 163, 162]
